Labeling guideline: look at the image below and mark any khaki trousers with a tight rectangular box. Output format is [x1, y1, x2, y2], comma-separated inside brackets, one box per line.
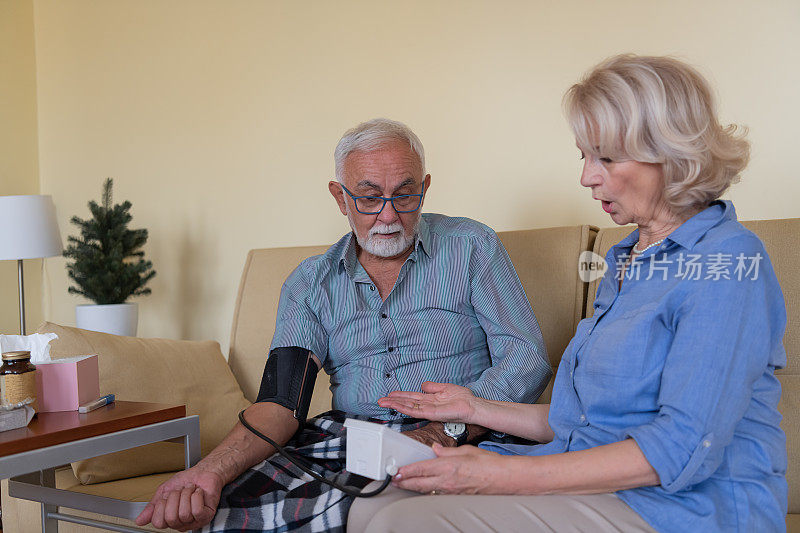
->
[348, 483, 656, 533]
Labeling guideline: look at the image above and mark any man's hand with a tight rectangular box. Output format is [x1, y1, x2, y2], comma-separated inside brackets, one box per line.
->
[134, 402, 299, 530]
[135, 467, 223, 531]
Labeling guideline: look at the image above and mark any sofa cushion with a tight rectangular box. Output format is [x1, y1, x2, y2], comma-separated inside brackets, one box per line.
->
[36, 322, 252, 484]
[1, 469, 179, 533]
[54, 465, 174, 502]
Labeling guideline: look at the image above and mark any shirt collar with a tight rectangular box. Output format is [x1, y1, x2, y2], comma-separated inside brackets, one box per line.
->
[664, 200, 733, 250]
[337, 233, 362, 280]
[336, 214, 432, 280]
[613, 200, 733, 253]
[413, 215, 432, 259]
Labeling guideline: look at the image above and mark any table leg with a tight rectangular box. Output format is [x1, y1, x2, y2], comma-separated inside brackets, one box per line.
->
[184, 416, 201, 469]
[40, 469, 58, 533]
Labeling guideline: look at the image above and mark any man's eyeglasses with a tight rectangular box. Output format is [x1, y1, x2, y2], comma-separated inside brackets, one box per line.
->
[340, 183, 425, 215]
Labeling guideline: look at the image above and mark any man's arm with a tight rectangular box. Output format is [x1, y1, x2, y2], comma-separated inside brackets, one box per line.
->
[195, 402, 299, 485]
[137, 348, 324, 531]
[465, 230, 551, 404]
[136, 257, 330, 530]
[135, 402, 299, 531]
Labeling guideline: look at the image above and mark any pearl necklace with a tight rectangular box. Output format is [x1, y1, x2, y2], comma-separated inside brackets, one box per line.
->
[632, 238, 665, 254]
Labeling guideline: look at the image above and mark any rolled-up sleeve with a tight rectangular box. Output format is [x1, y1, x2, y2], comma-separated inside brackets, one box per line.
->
[464, 231, 551, 403]
[624, 235, 786, 493]
[269, 261, 329, 363]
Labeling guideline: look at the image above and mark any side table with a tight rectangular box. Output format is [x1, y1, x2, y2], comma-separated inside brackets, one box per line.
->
[0, 401, 200, 533]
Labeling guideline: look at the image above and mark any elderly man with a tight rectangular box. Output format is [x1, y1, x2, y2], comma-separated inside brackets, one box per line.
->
[136, 118, 550, 532]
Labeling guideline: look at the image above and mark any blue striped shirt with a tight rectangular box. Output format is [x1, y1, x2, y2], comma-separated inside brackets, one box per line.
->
[482, 201, 787, 532]
[270, 213, 550, 420]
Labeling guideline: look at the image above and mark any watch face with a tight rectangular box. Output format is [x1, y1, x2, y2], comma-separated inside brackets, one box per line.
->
[444, 422, 466, 437]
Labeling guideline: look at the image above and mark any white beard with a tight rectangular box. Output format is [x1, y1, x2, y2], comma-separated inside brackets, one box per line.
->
[346, 207, 418, 258]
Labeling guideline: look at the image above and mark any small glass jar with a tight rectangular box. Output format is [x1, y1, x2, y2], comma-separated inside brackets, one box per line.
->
[1, 350, 38, 412]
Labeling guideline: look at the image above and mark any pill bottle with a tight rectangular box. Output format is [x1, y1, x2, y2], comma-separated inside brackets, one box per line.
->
[1, 350, 38, 412]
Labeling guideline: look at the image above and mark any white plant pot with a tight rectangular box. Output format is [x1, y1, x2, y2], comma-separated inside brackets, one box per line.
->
[75, 303, 138, 337]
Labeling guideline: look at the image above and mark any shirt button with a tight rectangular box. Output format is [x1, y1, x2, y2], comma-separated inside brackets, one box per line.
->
[389, 409, 398, 416]
[579, 414, 586, 423]
[370, 285, 375, 291]
[385, 372, 391, 378]
[388, 347, 394, 352]
[702, 440, 711, 448]
[381, 313, 387, 318]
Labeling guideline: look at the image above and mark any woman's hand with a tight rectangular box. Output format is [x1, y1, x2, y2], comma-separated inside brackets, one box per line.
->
[392, 444, 507, 494]
[378, 381, 480, 424]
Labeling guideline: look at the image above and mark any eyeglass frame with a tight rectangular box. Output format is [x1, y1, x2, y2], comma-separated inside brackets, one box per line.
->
[339, 182, 426, 215]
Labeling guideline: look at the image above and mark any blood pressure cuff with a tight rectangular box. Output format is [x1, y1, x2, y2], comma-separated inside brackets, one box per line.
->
[255, 346, 319, 424]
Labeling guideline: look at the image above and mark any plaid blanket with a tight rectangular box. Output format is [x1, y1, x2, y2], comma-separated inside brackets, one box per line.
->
[202, 411, 428, 533]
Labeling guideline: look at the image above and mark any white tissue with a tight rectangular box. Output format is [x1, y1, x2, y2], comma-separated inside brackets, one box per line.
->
[0, 333, 58, 364]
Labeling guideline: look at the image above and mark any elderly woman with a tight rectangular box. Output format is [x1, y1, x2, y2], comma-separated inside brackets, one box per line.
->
[349, 55, 787, 532]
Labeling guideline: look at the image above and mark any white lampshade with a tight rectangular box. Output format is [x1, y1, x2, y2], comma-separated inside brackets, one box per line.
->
[0, 195, 63, 260]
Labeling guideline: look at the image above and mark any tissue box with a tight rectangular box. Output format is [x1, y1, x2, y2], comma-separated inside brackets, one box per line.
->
[35, 355, 100, 412]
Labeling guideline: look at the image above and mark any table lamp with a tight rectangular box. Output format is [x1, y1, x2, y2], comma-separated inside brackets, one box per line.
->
[0, 195, 63, 335]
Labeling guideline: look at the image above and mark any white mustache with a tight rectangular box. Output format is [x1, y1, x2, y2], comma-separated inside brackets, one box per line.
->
[369, 223, 403, 237]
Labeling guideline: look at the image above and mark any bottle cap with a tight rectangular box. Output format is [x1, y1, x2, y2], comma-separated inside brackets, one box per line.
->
[2, 351, 32, 362]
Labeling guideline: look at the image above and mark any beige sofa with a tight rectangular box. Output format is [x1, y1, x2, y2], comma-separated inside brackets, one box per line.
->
[3, 220, 798, 531]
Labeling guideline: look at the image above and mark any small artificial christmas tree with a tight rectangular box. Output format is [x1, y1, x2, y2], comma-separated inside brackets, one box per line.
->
[64, 178, 156, 304]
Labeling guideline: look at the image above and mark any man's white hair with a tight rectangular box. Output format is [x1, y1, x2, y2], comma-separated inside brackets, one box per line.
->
[334, 118, 426, 183]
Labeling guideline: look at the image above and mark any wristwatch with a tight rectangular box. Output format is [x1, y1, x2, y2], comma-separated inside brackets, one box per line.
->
[443, 422, 468, 446]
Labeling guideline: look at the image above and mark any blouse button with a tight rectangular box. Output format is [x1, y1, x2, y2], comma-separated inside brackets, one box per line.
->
[702, 440, 711, 448]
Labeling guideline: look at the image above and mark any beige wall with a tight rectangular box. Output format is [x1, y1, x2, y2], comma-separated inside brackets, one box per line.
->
[0, 0, 43, 336]
[28, 0, 800, 352]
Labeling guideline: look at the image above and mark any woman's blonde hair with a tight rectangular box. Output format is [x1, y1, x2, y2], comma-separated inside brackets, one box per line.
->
[564, 54, 750, 214]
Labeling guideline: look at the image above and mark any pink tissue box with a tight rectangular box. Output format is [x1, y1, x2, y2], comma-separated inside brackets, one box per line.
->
[35, 355, 100, 412]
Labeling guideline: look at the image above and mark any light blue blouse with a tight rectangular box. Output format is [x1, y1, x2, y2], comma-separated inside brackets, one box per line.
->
[482, 201, 788, 532]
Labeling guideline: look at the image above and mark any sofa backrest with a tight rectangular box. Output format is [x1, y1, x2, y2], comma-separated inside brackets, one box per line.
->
[227, 245, 331, 417]
[589, 218, 800, 513]
[228, 225, 597, 416]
